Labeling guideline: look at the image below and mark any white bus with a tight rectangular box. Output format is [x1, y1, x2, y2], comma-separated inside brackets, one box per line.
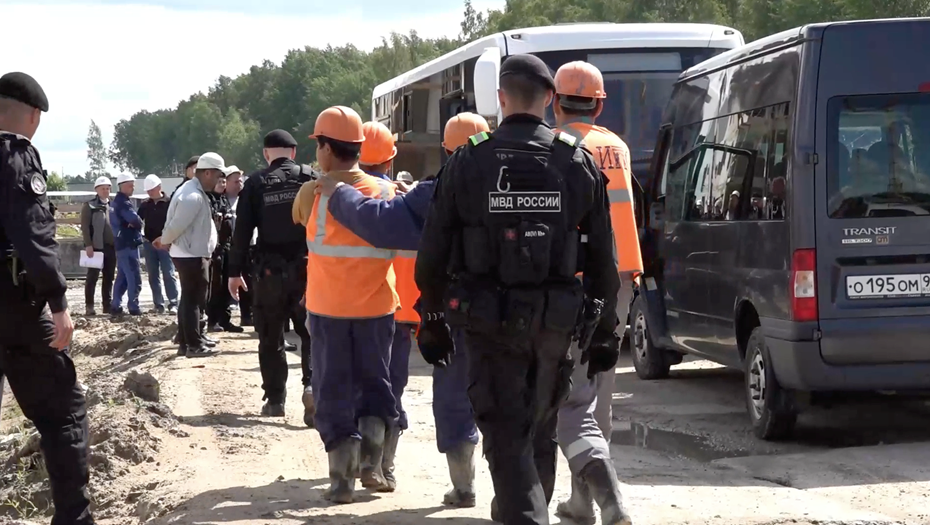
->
[371, 22, 744, 183]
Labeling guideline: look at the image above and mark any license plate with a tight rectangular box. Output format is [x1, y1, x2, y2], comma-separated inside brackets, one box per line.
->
[846, 274, 930, 299]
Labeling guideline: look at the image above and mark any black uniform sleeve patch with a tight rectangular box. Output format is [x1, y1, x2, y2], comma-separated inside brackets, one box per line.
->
[488, 191, 561, 213]
[30, 173, 47, 195]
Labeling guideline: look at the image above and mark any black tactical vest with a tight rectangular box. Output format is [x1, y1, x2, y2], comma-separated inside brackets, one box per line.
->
[259, 164, 313, 247]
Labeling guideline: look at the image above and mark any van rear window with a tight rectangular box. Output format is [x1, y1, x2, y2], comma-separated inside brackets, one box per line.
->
[827, 93, 930, 218]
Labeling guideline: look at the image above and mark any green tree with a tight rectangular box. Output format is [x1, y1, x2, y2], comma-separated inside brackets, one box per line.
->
[46, 171, 68, 191]
[86, 120, 109, 178]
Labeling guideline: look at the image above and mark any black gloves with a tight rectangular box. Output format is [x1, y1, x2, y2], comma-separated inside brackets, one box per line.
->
[581, 327, 621, 379]
[416, 312, 455, 368]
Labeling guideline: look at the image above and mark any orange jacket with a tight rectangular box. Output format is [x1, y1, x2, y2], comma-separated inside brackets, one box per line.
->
[305, 170, 400, 318]
[560, 121, 643, 275]
[392, 252, 420, 324]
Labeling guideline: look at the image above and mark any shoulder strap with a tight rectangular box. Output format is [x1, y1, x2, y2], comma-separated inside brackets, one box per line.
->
[550, 131, 579, 171]
[468, 131, 491, 147]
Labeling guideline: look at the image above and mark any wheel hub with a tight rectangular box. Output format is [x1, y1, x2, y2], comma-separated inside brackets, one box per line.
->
[748, 349, 766, 419]
[633, 312, 648, 361]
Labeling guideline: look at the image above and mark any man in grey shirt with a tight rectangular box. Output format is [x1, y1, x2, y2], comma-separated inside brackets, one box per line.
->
[155, 152, 226, 358]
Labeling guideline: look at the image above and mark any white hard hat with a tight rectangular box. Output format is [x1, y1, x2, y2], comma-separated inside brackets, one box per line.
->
[144, 174, 162, 192]
[396, 171, 413, 183]
[116, 173, 135, 185]
[93, 176, 111, 188]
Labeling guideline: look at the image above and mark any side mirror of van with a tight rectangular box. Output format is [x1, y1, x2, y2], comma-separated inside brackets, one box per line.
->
[474, 47, 502, 117]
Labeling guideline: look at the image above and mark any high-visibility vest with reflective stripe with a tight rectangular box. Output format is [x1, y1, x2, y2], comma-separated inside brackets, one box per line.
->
[305, 171, 400, 318]
[393, 251, 420, 324]
[559, 122, 643, 275]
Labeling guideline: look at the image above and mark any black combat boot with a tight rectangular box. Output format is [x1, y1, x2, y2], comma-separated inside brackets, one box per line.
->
[302, 386, 315, 428]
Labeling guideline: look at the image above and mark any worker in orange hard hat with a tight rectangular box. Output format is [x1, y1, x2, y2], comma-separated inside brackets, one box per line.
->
[309, 112, 489, 507]
[552, 60, 637, 525]
[297, 105, 400, 504]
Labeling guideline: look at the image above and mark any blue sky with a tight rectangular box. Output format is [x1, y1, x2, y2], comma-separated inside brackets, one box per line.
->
[6, 0, 502, 176]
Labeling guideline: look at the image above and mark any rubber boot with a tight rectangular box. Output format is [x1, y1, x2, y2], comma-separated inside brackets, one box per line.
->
[579, 458, 633, 525]
[302, 386, 315, 428]
[261, 401, 285, 417]
[556, 474, 596, 525]
[324, 439, 359, 504]
[381, 425, 400, 492]
[358, 416, 388, 491]
[442, 442, 476, 507]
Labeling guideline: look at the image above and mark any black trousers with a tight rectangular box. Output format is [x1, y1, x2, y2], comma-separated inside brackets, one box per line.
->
[0, 276, 93, 525]
[173, 257, 210, 349]
[207, 249, 231, 327]
[253, 257, 311, 403]
[84, 244, 115, 312]
[464, 329, 573, 525]
[239, 270, 253, 322]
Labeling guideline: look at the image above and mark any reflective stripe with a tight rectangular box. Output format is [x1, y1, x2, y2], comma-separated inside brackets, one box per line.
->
[397, 250, 417, 258]
[307, 192, 396, 259]
[581, 234, 588, 243]
[608, 189, 632, 204]
[563, 434, 609, 460]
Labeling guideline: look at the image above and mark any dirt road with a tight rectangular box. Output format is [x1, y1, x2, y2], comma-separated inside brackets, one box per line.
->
[2, 287, 930, 524]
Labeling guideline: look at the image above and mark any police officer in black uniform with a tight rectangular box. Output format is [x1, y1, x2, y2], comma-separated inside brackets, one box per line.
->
[0, 71, 95, 525]
[207, 176, 241, 332]
[228, 129, 315, 418]
[414, 55, 626, 525]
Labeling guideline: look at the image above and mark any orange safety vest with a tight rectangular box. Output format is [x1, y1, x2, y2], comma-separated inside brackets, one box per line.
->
[305, 170, 400, 318]
[392, 251, 420, 324]
[559, 121, 643, 275]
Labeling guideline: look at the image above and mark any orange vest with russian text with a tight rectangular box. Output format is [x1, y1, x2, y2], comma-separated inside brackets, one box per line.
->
[560, 121, 643, 275]
[305, 170, 400, 318]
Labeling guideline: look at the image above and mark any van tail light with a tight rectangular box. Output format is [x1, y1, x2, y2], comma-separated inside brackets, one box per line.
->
[791, 248, 818, 322]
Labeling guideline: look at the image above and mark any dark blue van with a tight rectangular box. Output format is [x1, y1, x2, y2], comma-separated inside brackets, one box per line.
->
[633, 18, 930, 440]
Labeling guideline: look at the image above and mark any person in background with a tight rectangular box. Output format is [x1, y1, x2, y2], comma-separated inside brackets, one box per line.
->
[109, 173, 144, 317]
[224, 167, 252, 325]
[138, 174, 179, 314]
[207, 172, 241, 332]
[81, 176, 115, 316]
[170, 155, 199, 203]
[156, 153, 226, 358]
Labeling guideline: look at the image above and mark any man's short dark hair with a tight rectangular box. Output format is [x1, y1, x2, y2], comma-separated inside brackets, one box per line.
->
[500, 74, 551, 109]
[557, 95, 598, 118]
[319, 136, 361, 162]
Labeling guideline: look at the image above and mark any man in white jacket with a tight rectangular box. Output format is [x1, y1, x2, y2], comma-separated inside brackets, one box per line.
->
[155, 152, 226, 358]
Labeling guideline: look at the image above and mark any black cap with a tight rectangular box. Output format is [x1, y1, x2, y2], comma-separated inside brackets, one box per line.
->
[0, 72, 49, 112]
[264, 129, 298, 148]
[185, 155, 200, 169]
[500, 54, 555, 91]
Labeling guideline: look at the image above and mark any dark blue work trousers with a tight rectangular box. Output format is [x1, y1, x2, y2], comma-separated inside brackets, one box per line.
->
[432, 328, 479, 452]
[309, 313, 398, 451]
[390, 323, 412, 430]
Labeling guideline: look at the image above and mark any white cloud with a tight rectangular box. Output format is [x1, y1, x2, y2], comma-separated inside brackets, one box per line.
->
[4, 2, 500, 176]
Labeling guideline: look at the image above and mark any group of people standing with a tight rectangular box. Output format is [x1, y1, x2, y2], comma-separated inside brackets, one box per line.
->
[0, 52, 641, 525]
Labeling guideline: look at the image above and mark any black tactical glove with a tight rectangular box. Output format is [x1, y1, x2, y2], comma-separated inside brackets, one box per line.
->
[581, 327, 621, 379]
[416, 312, 455, 368]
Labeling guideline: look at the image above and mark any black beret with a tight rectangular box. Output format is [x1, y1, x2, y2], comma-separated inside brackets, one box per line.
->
[264, 129, 298, 148]
[500, 54, 555, 91]
[185, 155, 200, 169]
[0, 72, 49, 112]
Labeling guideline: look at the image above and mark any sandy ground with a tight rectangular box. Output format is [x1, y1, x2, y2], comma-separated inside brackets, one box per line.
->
[2, 282, 930, 524]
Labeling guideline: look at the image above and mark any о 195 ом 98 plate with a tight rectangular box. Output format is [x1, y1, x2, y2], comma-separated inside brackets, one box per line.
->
[846, 274, 930, 299]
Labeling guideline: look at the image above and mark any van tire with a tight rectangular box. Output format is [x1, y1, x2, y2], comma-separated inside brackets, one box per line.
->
[744, 327, 797, 441]
[630, 296, 670, 380]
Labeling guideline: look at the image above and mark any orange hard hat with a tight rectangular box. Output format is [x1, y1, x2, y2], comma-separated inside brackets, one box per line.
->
[554, 61, 607, 100]
[309, 106, 365, 143]
[442, 112, 491, 151]
[359, 121, 397, 165]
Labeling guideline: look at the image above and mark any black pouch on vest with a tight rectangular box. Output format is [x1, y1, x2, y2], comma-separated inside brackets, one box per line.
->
[552, 356, 575, 407]
[498, 221, 552, 286]
[542, 282, 584, 334]
[444, 282, 471, 327]
[445, 279, 502, 334]
[558, 230, 580, 279]
[463, 227, 492, 275]
[501, 288, 545, 338]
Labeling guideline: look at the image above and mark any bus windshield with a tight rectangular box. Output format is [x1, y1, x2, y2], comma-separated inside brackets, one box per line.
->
[534, 48, 729, 165]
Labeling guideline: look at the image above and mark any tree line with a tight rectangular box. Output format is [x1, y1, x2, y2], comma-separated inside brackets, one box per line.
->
[107, 0, 930, 176]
